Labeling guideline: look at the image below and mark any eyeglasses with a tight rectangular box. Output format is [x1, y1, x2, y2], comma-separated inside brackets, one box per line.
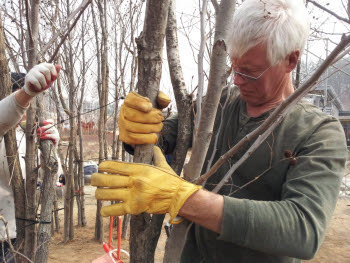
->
[232, 65, 272, 81]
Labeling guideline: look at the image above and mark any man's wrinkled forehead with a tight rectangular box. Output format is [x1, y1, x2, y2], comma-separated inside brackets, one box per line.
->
[231, 43, 269, 67]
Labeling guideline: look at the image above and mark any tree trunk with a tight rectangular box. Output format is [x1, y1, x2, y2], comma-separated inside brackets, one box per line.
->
[94, 0, 111, 241]
[77, 20, 87, 224]
[121, 214, 130, 239]
[120, 142, 125, 162]
[183, 0, 236, 182]
[65, 94, 75, 242]
[95, 201, 104, 242]
[63, 5, 76, 240]
[77, 115, 86, 226]
[24, 0, 41, 260]
[64, 85, 75, 242]
[112, 24, 119, 161]
[56, 52, 75, 242]
[165, 0, 193, 175]
[74, 146, 82, 226]
[163, 0, 194, 260]
[35, 142, 59, 263]
[164, 1, 236, 261]
[130, 1, 170, 262]
[194, 0, 208, 145]
[53, 192, 60, 232]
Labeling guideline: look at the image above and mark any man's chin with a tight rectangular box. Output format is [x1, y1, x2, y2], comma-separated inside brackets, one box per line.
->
[239, 93, 262, 106]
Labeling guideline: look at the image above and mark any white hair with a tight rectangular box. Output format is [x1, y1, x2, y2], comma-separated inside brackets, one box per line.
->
[228, 0, 310, 65]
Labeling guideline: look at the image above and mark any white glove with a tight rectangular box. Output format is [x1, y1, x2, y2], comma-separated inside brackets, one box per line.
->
[36, 119, 60, 146]
[23, 63, 60, 97]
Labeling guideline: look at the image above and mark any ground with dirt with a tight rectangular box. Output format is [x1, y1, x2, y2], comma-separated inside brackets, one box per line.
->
[306, 197, 350, 263]
[48, 185, 168, 263]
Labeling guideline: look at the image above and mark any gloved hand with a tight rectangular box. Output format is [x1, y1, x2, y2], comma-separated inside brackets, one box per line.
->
[91, 146, 201, 223]
[23, 63, 61, 97]
[36, 119, 60, 146]
[118, 91, 171, 145]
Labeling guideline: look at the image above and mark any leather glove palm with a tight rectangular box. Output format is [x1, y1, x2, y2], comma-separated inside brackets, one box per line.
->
[92, 146, 201, 223]
[118, 91, 171, 145]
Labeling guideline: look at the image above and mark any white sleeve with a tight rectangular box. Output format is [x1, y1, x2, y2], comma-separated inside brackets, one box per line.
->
[0, 92, 29, 137]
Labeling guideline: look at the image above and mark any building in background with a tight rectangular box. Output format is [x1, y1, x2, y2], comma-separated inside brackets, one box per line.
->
[339, 111, 350, 147]
[307, 85, 349, 147]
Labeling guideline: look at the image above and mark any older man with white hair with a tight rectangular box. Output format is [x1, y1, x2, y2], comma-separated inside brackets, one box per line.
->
[92, 0, 347, 262]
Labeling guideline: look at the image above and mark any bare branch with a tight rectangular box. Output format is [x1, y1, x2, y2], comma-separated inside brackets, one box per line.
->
[41, 0, 92, 60]
[205, 84, 233, 174]
[307, 0, 350, 24]
[184, 0, 236, 181]
[306, 48, 350, 78]
[0, 216, 34, 263]
[24, 0, 34, 44]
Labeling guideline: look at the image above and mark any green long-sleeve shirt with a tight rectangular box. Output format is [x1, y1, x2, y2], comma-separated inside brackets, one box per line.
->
[161, 88, 347, 263]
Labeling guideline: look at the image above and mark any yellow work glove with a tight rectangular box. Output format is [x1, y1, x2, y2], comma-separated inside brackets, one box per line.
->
[118, 91, 171, 145]
[91, 146, 201, 223]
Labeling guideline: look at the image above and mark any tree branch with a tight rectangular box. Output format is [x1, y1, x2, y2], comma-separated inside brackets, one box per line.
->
[41, 0, 92, 60]
[211, 0, 219, 13]
[307, 0, 350, 24]
[24, 0, 34, 44]
[184, 0, 236, 181]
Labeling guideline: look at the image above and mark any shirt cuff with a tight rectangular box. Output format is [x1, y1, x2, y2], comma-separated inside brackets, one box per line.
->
[13, 92, 30, 110]
[217, 196, 252, 246]
[123, 142, 135, 155]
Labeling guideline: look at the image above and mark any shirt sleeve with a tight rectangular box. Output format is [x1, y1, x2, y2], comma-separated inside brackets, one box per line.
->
[159, 115, 180, 155]
[0, 92, 29, 138]
[217, 119, 347, 260]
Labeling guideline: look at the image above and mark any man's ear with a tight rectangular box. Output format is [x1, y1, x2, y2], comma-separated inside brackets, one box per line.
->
[285, 50, 300, 73]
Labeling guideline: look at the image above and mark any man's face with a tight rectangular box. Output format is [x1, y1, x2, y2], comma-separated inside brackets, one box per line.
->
[232, 44, 291, 107]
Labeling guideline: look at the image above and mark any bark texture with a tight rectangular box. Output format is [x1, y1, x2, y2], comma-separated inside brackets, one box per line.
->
[130, 0, 170, 262]
[194, 0, 208, 145]
[35, 142, 59, 263]
[24, 0, 40, 260]
[183, 0, 236, 182]
[164, 1, 236, 261]
[164, 0, 192, 175]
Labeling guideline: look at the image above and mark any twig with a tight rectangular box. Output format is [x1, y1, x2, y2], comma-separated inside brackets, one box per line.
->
[11, 250, 34, 263]
[305, 48, 350, 78]
[0, 216, 15, 256]
[205, 83, 233, 174]
[195, 34, 350, 186]
[48, 0, 92, 63]
[0, 216, 34, 263]
[41, 0, 91, 55]
[210, 115, 283, 191]
[307, 0, 350, 24]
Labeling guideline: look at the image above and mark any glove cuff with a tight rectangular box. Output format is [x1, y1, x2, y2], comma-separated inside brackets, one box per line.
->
[168, 182, 202, 223]
[23, 85, 37, 97]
